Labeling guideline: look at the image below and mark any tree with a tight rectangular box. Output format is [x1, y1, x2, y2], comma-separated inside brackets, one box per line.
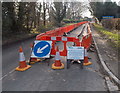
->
[36, 2, 42, 28]
[52, 2, 67, 27]
[89, 2, 104, 21]
[117, 6, 120, 18]
[89, 0, 118, 21]
[2, 2, 39, 34]
[103, 1, 118, 17]
[68, 2, 84, 20]
[2, 2, 17, 34]
[17, 2, 27, 33]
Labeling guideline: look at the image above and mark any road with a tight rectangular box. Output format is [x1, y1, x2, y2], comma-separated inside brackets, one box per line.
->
[2, 24, 108, 91]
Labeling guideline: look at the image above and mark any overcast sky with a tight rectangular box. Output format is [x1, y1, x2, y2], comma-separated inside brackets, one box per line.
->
[82, 0, 120, 18]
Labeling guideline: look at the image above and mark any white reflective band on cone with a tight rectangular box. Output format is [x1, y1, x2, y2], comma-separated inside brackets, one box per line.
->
[55, 52, 60, 60]
[19, 52, 25, 61]
[85, 49, 87, 56]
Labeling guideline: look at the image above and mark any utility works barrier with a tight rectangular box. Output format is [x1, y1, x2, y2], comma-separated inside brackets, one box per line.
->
[15, 21, 93, 71]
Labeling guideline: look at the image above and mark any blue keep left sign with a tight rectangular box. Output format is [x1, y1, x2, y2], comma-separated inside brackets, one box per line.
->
[31, 41, 52, 58]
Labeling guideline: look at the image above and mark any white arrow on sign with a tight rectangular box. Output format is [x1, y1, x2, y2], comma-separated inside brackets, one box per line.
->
[37, 45, 49, 53]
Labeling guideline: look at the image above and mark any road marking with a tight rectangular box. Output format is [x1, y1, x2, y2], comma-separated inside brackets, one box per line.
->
[8, 69, 15, 74]
[0, 69, 15, 80]
[0, 74, 8, 80]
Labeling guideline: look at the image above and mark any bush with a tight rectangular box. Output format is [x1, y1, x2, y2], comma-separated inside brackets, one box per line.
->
[101, 18, 120, 30]
[93, 23, 120, 48]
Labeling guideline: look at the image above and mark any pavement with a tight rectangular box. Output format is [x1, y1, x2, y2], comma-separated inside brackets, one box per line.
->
[91, 24, 120, 91]
[2, 24, 110, 91]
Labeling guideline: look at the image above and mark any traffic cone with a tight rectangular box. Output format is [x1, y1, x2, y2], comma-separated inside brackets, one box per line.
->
[29, 43, 41, 64]
[52, 46, 64, 69]
[15, 46, 31, 71]
[83, 48, 92, 66]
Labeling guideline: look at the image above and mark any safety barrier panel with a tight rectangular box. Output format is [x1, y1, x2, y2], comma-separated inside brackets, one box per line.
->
[36, 35, 81, 56]
[36, 23, 93, 51]
[36, 21, 88, 38]
[36, 22, 93, 56]
[81, 24, 92, 50]
[35, 23, 93, 55]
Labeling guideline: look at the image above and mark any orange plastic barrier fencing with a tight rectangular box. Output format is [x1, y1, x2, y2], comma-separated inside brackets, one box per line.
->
[35, 22, 93, 56]
[81, 25, 92, 49]
[37, 21, 88, 37]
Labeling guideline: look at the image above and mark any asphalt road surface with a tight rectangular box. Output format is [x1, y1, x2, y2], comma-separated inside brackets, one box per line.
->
[2, 24, 108, 91]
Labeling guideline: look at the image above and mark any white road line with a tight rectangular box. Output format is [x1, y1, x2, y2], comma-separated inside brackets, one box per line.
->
[1, 59, 30, 80]
[8, 69, 15, 74]
[0, 69, 15, 80]
[0, 74, 8, 80]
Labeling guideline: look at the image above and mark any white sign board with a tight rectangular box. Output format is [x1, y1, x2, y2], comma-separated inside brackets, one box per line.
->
[67, 46, 84, 60]
[31, 40, 52, 58]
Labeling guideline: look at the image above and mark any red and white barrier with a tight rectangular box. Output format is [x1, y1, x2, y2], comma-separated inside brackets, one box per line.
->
[36, 35, 81, 56]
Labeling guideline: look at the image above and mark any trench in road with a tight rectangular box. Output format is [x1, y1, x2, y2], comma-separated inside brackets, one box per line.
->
[2, 24, 108, 91]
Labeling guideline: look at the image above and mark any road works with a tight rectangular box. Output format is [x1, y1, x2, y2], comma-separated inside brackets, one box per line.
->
[2, 24, 111, 91]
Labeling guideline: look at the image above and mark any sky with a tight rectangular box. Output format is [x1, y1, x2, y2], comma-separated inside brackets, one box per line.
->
[82, 9, 92, 18]
[82, 0, 120, 18]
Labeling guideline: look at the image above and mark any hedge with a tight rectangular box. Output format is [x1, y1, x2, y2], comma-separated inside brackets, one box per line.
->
[101, 18, 120, 30]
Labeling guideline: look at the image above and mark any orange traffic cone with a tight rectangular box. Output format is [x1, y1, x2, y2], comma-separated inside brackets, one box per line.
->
[83, 48, 92, 66]
[52, 46, 64, 69]
[15, 46, 31, 71]
[29, 43, 41, 64]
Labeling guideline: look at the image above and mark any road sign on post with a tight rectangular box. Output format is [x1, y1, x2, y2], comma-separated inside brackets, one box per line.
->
[102, 16, 114, 19]
[67, 46, 84, 60]
[31, 41, 52, 58]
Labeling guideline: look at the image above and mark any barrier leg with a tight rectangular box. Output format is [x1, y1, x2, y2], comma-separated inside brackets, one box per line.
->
[60, 41, 67, 56]
[67, 59, 71, 69]
[51, 41, 56, 56]
[80, 60, 84, 69]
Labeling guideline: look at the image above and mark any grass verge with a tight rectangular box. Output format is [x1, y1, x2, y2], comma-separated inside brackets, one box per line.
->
[64, 23, 76, 26]
[93, 23, 120, 48]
